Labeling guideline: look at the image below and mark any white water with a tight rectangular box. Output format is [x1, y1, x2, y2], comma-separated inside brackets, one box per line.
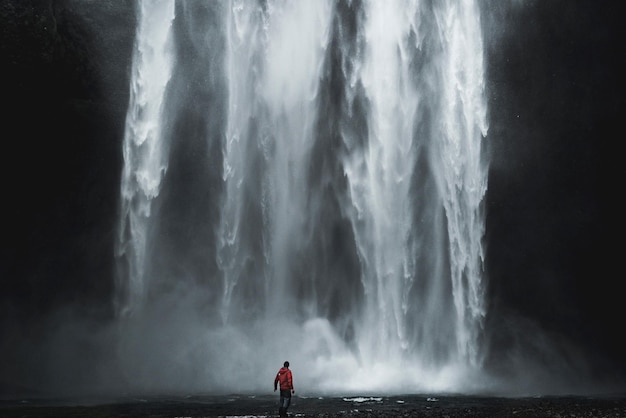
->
[218, 0, 333, 323]
[343, 0, 424, 366]
[115, 0, 489, 395]
[115, 0, 176, 317]
[433, 1, 489, 366]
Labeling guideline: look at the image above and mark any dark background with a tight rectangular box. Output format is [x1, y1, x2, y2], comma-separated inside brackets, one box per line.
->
[1, 0, 624, 394]
[480, 0, 624, 382]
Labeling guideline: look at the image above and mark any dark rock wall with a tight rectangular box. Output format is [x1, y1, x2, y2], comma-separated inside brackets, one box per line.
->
[481, 0, 624, 379]
[1, 0, 135, 321]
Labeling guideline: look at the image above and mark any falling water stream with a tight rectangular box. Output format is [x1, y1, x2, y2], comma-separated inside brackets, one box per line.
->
[116, 0, 488, 394]
[115, 0, 176, 317]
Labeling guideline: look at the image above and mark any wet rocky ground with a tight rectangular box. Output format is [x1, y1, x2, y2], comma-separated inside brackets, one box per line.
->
[2, 393, 626, 417]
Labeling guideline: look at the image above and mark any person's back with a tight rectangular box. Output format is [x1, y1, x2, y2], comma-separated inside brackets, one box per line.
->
[274, 361, 294, 417]
[276, 366, 292, 389]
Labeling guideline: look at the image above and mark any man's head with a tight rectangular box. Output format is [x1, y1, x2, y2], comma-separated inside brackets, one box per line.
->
[284, 361, 289, 368]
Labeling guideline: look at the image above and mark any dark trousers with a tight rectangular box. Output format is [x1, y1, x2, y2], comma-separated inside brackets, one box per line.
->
[279, 389, 292, 416]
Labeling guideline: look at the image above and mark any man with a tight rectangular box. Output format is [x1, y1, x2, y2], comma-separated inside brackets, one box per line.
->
[273, 361, 294, 417]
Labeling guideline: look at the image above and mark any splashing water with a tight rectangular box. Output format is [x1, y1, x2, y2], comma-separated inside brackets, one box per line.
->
[116, 0, 488, 395]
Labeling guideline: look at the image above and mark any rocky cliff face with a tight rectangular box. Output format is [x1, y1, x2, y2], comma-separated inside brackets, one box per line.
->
[480, 0, 623, 375]
[1, 0, 135, 319]
[2, 0, 134, 103]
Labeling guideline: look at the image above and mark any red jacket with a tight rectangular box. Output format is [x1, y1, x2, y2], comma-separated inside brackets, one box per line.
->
[274, 367, 293, 391]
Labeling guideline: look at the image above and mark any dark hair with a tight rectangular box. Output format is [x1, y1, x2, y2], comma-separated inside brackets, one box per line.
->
[284, 361, 289, 367]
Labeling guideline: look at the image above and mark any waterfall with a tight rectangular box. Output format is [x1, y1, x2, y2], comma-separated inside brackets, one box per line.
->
[115, 0, 488, 394]
[338, 0, 488, 381]
[434, 0, 489, 366]
[218, 0, 333, 323]
[115, 0, 176, 317]
[342, 0, 423, 365]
